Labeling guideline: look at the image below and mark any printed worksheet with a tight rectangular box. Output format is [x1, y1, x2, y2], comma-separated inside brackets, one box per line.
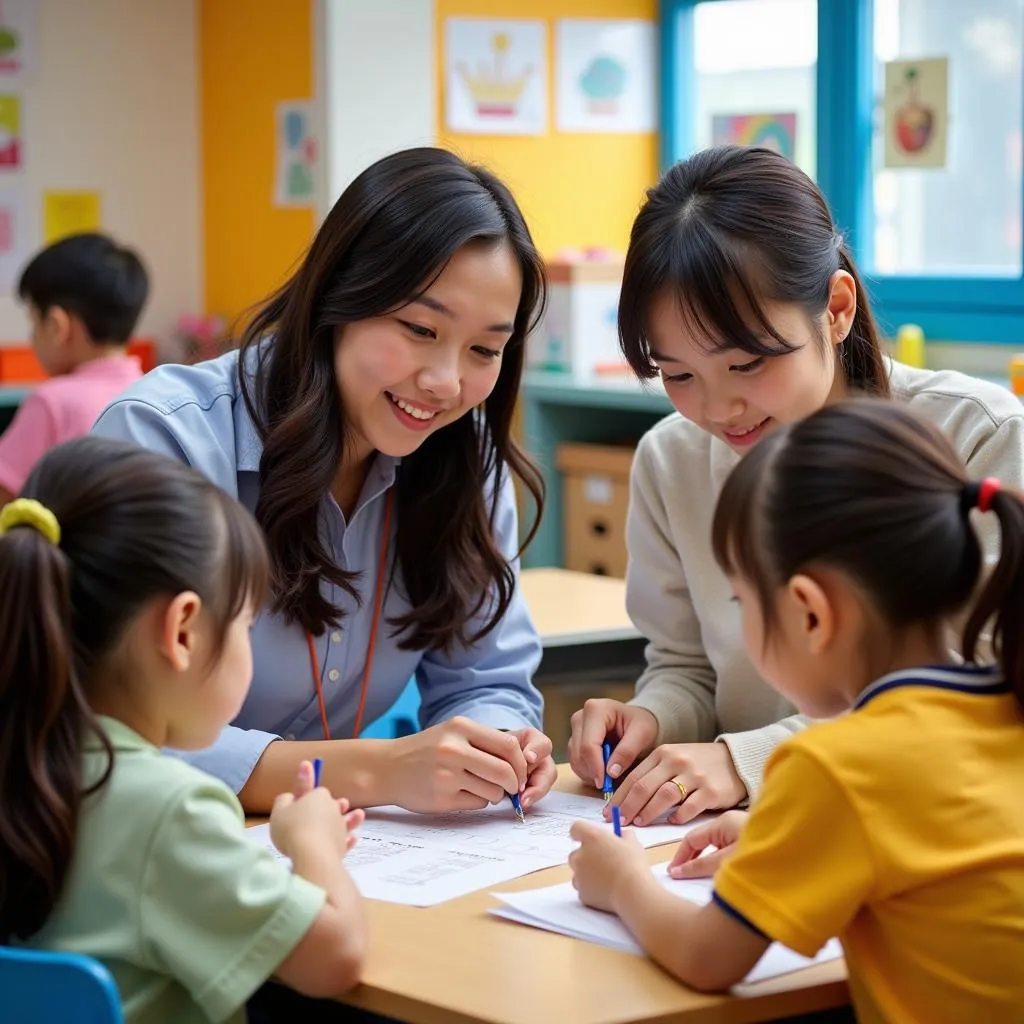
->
[490, 865, 844, 988]
[247, 791, 703, 906]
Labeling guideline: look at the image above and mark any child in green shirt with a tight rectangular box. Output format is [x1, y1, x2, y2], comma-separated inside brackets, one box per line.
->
[0, 436, 367, 1023]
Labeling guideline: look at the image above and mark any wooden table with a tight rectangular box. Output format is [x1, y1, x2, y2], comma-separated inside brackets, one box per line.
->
[252, 768, 849, 1024]
[518, 567, 645, 681]
[520, 568, 640, 648]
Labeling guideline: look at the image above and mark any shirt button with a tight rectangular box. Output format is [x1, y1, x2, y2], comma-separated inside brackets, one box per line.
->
[285, 733, 296, 741]
[328, 669, 340, 682]
[331, 631, 341, 644]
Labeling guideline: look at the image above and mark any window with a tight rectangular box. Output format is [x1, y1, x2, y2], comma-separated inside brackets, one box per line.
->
[662, 0, 1024, 341]
[691, 0, 817, 177]
[871, 0, 1024, 278]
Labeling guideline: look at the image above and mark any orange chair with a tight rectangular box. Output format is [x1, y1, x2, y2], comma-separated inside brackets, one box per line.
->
[0, 338, 156, 384]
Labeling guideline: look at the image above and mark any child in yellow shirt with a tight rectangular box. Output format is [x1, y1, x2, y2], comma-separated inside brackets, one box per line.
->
[568, 400, 1024, 1023]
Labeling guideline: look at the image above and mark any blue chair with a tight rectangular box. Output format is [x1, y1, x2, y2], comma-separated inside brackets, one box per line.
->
[0, 946, 123, 1023]
[360, 678, 421, 739]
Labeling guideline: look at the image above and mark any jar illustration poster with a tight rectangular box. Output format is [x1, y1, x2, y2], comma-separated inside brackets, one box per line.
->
[711, 113, 797, 161]
[445, 19, 547, 136]
[883, 57, 949, 169]
[555, 19, 657, 133]
[0, 0, 36, 78]
[0, 93, 20, 167]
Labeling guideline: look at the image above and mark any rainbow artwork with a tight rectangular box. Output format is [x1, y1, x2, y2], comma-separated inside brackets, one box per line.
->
[711, 112, 797, 161]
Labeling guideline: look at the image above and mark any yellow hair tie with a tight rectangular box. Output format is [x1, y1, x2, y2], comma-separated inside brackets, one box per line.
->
[0, 498, 61, 545]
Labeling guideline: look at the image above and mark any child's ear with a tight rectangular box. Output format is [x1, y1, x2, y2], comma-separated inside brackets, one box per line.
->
[785, 573, 836, 654]
[44, 305, 73, 346]
[159, 591, 203, 672]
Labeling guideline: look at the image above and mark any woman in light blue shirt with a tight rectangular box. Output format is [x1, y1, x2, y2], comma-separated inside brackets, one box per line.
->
[94, 148, 556, 814]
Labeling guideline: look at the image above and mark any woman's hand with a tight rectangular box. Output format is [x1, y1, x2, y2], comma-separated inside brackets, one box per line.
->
[383, 717, 538, 813]
[668, 810, 748, 878]
[506, 727, 557, 808]
[567, 698, 659, 790]
[568, 820, 650, 913]
[608, 742, 746, 827]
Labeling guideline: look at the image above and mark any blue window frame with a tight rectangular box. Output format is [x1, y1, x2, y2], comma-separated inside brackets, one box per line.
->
[659, 0, 1024, 343]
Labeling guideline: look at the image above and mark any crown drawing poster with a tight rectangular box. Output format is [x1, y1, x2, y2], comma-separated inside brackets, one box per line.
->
[445, 18, 547, 135]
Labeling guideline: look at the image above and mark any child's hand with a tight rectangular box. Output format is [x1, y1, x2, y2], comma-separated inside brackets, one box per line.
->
[270, 760, 365, 860]
[568, 820, 649, 913]
[668, 810, 748, 878]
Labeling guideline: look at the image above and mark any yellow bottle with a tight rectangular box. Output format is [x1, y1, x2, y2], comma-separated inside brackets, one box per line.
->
[895, 323, 926, 368]
[1009, 355, 1024, 397]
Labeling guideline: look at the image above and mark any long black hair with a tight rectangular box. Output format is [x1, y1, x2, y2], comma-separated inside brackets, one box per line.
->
[0, 437, 268, 942]
[712, 400, 1024, 714]
[238, 147, 546, 652]
[619, 145, 888, 396]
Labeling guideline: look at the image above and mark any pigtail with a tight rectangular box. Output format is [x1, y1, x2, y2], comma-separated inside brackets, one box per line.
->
[0, 526, 102, 941]
[962, 489, 1024, 714]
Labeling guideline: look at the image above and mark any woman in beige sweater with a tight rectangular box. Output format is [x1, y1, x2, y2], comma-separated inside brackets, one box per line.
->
[568, 145, 1024, 826]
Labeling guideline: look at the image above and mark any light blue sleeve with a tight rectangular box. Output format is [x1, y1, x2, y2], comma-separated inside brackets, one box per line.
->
[92, 386, 240, 497]
[92, 390, 280, 793]
[415, 466, 543, 731]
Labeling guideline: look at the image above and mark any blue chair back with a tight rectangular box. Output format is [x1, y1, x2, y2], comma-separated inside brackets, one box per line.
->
[360, 677, 421, 739]
[0, 946, 123, 1023]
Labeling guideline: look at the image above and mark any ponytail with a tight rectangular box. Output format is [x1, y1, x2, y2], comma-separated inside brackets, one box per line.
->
[0, 525, 112, 942]
[836, 241, 890, 399]
[962, 489, 1024, 714]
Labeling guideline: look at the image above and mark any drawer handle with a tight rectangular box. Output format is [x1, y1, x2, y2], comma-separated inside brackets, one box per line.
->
[589, 519, 609, 537]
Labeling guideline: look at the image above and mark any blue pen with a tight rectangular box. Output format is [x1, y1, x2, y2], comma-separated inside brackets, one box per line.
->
[602, 742, 614, 804]
[509, 791, 526, 824]
[312, 757, 323, 787]
[612, 804, 622, 837]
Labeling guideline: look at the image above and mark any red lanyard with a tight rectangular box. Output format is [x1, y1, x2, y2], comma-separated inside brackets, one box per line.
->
[305, 487, 394, 741]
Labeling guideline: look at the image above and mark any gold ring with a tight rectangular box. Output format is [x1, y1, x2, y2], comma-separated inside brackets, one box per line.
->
[672, 779, 688, 802]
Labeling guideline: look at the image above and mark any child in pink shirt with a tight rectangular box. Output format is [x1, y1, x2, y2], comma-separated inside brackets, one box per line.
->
[0, 233, 148, 503]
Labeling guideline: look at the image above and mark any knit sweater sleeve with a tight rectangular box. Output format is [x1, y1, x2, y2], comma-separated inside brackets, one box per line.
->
[716, 716, 811, 801]
[625, 431, 720, 745]
[964, 416, 1024, 562]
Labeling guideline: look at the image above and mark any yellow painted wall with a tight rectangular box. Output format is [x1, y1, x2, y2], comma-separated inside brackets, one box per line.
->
[199, 0, 315, 322]
[435, 0, 659, 258]
[199, 1, 658, 317]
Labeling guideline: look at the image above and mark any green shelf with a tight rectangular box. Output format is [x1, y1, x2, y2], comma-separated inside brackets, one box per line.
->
[519, 371, 673, 568]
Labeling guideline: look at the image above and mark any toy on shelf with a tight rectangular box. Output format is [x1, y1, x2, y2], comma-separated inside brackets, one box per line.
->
[1009, 354, 1024, 397]
[895, 323, 926, 368]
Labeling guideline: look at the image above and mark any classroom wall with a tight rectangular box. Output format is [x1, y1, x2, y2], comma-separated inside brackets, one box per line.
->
[199, 0, 315, 325]
[435, 0, 659, 257]
[201, 0, 660, 321]
[0, 0, 201, 345]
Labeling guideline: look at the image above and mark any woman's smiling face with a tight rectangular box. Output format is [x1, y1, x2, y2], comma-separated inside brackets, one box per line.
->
[646, 289, 846, 453]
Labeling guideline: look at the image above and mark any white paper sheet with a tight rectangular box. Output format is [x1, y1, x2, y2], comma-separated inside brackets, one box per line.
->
[247, 791, 703, 906]
[489, 864, 843, 988]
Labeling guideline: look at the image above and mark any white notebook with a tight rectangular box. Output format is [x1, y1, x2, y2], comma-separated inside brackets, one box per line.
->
[490, 864, 842, 990]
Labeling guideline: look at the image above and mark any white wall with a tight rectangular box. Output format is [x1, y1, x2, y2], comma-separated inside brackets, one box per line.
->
[0, 0, 201, 345]
[319, 0, 436, 209]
